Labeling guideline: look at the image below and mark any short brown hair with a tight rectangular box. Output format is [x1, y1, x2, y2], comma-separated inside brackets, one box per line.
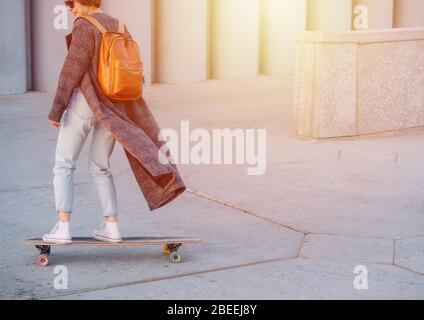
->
[75, 0, 101, 8]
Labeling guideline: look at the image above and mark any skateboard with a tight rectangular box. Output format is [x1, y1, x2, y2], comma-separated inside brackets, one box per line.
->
[24, 237, 202, 267]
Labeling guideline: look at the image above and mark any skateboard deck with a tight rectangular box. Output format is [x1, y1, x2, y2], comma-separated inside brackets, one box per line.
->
[25, 237, 202, 267]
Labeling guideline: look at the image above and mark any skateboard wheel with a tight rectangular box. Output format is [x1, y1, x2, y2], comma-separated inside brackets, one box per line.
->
[36, 255, 49, 267]
[169, 252, 182, 263]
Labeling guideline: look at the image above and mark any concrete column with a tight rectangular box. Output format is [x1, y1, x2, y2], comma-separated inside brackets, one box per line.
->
[394, 0, 424, 28]
[0, 0, 28, 94]
[353, 0, 393, 29]
[210, 0, 260, 79]
[261, 0, 307, 75]
[307, 0, 353, 32]
[32, 0, 154, 91]
[101, 0, 154, 85]
[25, 0, 32, 90]
[154, 0, 208, 84]
[32, 0, 73, 92]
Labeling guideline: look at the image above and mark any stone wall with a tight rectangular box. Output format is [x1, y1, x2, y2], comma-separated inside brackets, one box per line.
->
[293, 28, 424, 139]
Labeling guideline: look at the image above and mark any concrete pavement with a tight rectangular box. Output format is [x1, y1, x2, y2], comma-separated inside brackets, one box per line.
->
[0, 75, 423, 299]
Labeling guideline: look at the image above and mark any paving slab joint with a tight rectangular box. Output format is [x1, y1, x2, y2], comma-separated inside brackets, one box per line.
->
[186, 188, 307, 235]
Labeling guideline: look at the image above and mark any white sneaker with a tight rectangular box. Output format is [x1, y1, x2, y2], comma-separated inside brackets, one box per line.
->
[42, 221, 72, 244]
[91, 221, 122, 243]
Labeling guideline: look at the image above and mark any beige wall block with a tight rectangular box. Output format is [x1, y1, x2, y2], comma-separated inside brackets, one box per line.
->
[293, 42, 315, 137]
[261, 0, 307, 75]
[394, 0, 424, 28]
[155, 0, 208, 84]
[294, 28, 424, 139]
[307, 0, 353, 32]
[358, 41, 424, 134]
[294, 41, 358, 139]
[294, 42, 358, 139]
[210, 0, 260, 79]
[314, 44, 358, 138]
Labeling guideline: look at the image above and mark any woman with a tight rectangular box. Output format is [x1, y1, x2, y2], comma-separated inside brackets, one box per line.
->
[43, 0, 186, 245]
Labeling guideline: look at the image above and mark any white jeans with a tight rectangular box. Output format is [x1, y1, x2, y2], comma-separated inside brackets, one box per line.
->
[53, 87, 119, 217]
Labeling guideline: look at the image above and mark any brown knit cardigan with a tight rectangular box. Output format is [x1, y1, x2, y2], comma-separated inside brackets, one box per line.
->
[48, 12, 186, 211]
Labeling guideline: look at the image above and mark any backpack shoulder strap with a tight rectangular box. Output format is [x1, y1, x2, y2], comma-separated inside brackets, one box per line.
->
[77, 15, 107, 34]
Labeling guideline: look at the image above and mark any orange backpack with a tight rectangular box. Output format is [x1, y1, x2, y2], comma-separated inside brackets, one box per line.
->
[77, 15, 144, 101]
